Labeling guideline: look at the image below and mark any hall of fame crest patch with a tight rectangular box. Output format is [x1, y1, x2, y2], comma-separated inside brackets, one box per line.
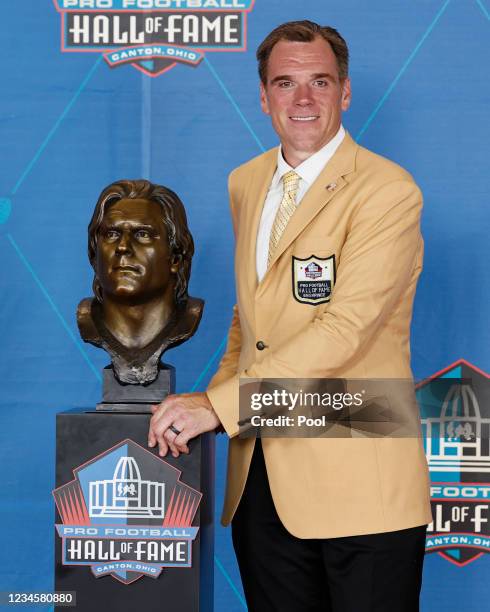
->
[418, 360, 490, 567]
[53, 439, 202, 584]
[292, 254, 335, 305]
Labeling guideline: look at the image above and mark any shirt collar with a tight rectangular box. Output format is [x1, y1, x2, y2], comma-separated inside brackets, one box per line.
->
[273, 125, 345, 188]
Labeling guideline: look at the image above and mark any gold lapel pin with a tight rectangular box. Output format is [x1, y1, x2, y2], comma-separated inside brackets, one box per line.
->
[326, 182, 337, 192]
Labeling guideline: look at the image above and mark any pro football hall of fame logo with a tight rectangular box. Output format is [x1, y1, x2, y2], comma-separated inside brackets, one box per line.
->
[52, 0, 255, 77]
[418, 359, 490, 566]
[53, 439, 202, 584]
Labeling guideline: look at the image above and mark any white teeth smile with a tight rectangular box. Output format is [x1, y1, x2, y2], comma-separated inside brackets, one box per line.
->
[290, 116, 318, 121]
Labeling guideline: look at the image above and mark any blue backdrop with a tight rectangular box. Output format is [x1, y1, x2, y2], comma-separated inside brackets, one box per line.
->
[0, 1, 489, 610]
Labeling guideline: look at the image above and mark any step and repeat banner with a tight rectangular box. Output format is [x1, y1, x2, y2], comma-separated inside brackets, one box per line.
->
[0, 1, 488, 610]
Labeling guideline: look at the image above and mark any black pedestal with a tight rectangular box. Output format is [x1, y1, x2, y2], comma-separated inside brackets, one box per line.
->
[54, 409, 214, 612]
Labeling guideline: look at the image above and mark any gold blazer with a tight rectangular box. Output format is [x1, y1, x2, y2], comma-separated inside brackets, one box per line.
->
[207, 132, 432, 538]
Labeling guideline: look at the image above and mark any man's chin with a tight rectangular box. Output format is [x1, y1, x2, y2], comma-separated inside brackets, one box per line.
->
[282, 139, 327, 166]
[106, 286, 145, 303]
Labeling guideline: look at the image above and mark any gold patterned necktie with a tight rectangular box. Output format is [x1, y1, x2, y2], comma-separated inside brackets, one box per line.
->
[268, 170, 300, 266]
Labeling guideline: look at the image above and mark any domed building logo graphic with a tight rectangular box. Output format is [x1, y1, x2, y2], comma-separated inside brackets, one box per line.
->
[89, 456, 166, 519]
[418, 359, 490, 566]
[53, 439, 201, 584]
[304, 262, 323, 280]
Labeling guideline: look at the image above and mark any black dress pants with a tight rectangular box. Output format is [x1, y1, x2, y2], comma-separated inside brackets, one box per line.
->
[231, 440, 427, 612]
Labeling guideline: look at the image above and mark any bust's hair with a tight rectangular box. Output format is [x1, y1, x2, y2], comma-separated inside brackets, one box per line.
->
[88, 179, 194, 305]
[256, 20, 349, 85]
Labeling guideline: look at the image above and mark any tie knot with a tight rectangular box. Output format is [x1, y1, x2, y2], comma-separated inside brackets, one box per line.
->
[282, 170, 300, 194]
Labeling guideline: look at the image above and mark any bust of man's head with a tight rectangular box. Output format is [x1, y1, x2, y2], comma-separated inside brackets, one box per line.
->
[88, 179, 193, 308]
[78, 180, 203, 385]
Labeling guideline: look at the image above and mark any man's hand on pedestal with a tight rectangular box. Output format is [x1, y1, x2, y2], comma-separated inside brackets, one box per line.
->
[148, 392, 220, 458]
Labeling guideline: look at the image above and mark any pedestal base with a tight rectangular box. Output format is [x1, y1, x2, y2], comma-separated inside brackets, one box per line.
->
[54, 409, 214, 612]
[97, 365, 175, 412]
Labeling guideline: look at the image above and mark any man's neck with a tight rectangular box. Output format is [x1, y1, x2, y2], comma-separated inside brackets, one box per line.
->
[278, 126, 346, 181]
[102, 294, 175, 349]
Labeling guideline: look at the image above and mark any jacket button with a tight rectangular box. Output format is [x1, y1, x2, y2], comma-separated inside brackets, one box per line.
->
[256, 341, 267, 351]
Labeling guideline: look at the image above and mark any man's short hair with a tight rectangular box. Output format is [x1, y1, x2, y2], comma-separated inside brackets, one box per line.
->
[257, 20, 349, 85]
[88, 179, 194, 305]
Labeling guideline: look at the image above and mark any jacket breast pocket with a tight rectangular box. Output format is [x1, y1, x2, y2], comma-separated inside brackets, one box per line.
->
[293, 234, 335, 256]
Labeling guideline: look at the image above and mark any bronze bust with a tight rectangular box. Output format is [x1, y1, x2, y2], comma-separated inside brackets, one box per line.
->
[77, 180, 203, 385]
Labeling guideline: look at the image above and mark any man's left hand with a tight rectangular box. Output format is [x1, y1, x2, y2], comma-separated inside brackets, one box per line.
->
[148, 392, 220, 458]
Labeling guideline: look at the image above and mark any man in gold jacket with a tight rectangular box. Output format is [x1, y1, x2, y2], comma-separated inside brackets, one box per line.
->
[149, 20, 432, 612]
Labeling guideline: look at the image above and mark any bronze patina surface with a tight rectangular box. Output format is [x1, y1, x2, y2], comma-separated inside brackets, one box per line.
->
[77, 180, 203, 384]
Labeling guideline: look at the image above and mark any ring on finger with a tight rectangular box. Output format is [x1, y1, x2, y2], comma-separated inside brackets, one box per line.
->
[169, 424, 182, 436]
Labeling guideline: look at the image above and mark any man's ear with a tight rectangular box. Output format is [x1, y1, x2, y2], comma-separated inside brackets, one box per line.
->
[260, 82, 270, 115]
[341, 77, 352, 112]
[93, 277, 103, 303]
[170, 254, 181, 274]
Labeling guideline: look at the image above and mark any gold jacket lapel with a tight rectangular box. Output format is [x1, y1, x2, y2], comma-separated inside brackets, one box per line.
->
[264, 133, 358, 275]
[241, 149, 278, 293]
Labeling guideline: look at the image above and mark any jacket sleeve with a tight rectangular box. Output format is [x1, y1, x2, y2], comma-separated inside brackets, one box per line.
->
[207, 304, 242, 389]
[206, 179, 423, 437]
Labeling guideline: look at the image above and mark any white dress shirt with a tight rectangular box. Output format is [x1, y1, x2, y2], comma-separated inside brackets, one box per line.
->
[256, 125, 345, 281]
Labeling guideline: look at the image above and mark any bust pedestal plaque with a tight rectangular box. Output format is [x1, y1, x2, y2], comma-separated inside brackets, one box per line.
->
[54, 412, 214, 612]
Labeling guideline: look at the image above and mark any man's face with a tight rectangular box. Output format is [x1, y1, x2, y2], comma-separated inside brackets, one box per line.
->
[96, 198, 178, 304]
[260, 36, 351, 167]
